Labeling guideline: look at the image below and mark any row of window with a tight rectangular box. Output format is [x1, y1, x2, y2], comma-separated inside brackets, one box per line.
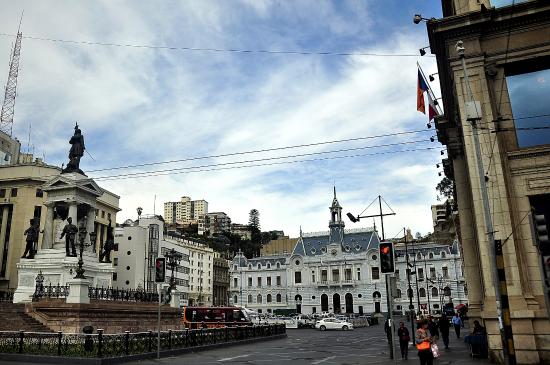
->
[394, 286, 452, 298]
[0, 188, 18, 198]
[236, 293, 283, 304]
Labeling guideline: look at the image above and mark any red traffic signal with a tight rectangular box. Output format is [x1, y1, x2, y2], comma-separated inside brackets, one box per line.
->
[155, 257, 166, 283]
[379, 241, 395, 274]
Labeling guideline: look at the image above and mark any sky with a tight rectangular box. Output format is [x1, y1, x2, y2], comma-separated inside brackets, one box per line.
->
[0, 0, 445, 238]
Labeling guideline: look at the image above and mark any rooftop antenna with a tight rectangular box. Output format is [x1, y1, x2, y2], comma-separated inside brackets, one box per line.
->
[0, 11, 24, 136]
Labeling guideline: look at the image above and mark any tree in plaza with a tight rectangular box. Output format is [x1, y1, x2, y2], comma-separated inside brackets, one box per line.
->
[436, 177, 454, 199]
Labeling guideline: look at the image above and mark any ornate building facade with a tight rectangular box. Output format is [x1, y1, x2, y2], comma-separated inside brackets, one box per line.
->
[427, 1, 550, 362]
[230, 190, 386, 315]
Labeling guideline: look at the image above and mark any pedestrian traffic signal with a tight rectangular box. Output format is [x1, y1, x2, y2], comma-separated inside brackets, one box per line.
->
[533, 211, 549, 250]
[155, 257, 166, 283]
[379, 241, 395, 273]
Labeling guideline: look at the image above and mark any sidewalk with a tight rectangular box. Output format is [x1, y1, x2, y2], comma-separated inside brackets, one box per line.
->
[396, 325, 490, 365]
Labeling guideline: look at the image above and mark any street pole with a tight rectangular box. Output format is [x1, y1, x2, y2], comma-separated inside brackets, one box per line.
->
[157, 282, 161, 359]
[412, 240, 421, 315]
[424, 256, 431, 315]
[457, 40, 513, 364]
[404, 228, 415, 337]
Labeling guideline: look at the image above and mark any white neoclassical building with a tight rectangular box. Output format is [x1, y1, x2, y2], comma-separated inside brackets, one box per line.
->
[229, 190, 466, 316]
[230, 189, 389, 315]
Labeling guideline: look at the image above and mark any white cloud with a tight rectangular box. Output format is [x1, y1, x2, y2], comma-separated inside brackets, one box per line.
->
[0, 0, 441, 238]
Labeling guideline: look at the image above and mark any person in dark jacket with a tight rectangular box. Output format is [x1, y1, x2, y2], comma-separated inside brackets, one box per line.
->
[427, 315, 439, 338]
[397, 321, 411, 359]
[438, 315, 450, 349]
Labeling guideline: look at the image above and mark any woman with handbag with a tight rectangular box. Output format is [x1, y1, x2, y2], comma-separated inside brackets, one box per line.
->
[416, 319, 434, 365]
[397, 321, 411, 359]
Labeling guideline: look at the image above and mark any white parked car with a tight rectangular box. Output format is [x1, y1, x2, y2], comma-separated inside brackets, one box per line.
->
[315, 318, 354, 331]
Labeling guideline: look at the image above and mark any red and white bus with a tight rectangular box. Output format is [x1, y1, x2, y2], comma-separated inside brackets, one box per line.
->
[182, 306, 252, 329]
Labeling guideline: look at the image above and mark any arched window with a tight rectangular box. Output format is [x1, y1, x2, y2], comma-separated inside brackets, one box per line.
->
[373, 291, 381, 299]
[429, 252, 434, 259]
[295, 294, 302, 302]
[267, 294, 272, 303]
[257, 294, 262, 303]
[419, 288, 426, 297]
[267, 263, 271, 269]
[247, 294, 253, 303]
[233, 295, 238, 304]
[441, 251, 446, 258]
[417, 253, 422, 260]
[431, 287, 438, 297]
[444, 286, 452, 296]
[257, 263, 261, 269]
[276, 294, 282, 303]
[396, 289, 402, 298]
[248, 264, 252, 269]
[234, 265, 237, 270]
[276, 262, 281, 269]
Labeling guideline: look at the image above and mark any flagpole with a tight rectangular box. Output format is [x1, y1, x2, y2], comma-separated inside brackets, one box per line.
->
[417, 62, 444, 115]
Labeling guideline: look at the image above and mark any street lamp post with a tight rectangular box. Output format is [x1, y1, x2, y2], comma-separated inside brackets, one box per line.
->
[165, 248, 182, 291]
[404, 228, 416, 334]
[74, 218, 96, 279]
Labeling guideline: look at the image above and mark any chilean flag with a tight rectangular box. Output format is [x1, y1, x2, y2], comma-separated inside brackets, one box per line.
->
[417, 69, 428, 114]
[427, 93, 438, 121]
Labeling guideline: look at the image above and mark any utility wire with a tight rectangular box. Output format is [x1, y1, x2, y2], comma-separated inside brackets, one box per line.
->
[0, 32, 434, 57]
[95, 147, 438, 181]
[89, 129, 432, 173]
[93, 139, 431, 180]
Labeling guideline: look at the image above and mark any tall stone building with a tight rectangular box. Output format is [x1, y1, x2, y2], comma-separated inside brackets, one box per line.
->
[426, 0, 550, 362]
[212, 253, 229, 306]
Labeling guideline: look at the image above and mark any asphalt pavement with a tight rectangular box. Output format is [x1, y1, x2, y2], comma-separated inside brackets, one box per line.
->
[118, 320, 488, 365]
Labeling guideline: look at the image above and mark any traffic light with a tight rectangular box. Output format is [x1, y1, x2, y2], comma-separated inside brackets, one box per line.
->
[533, 211, 549, 250]
[379, 241, 395, 273]
[155, 257, 166, 283]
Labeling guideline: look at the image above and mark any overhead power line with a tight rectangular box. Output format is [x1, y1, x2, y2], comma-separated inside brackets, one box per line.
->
[0, 32, 434, 57]
[95, 146, 438, 181]
[93, 139, 432, 180]
[89, 129, 432, 173]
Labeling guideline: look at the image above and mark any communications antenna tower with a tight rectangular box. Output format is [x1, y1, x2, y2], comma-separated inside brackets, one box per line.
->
[0, 13, 23, 137]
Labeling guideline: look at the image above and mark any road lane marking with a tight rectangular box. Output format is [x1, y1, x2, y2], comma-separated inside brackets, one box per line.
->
[217, 354, 251, 362]
[312, 356, 336, 364]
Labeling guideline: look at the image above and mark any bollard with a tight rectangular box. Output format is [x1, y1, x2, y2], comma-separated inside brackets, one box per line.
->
[18, 331, 24, 354]
[168, 330, 172, 350]
[57, 331, 62, 356]
[124, 331, 130, 355]
[97, 329, 103, 358]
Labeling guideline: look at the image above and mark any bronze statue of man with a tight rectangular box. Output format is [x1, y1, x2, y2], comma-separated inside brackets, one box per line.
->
[60, 217, 78, 257]
[99, 219, 115, 263]
[21, 219, 39, 259]
[62, 123, 86, 174]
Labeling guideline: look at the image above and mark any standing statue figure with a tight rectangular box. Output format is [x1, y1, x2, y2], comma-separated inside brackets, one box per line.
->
[99, 219, 115, 263]
[62, 123, 86, 175]
[60, 217, 78, 257]
[21, 219, 39, 259]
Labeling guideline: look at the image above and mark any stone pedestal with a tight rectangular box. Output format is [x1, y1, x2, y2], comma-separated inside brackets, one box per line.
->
[170, 289, 180, 308]
[14, 172, 114, 303]
[66, 278, 91, 304]
[14, 249, 114, 303]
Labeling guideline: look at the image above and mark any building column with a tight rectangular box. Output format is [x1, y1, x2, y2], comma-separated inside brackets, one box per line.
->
[68, 203, 78, 227]
[41, 204, 55, 249]
[86, 207, 96, 249]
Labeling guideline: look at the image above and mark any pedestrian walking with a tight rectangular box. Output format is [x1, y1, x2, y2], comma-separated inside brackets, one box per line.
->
[427, 315, 439, 339]
[416, 319, 434, 365]
[438, 314, 450, 349]
[452, 313, 462, 338]
[397, 321, 411, 360]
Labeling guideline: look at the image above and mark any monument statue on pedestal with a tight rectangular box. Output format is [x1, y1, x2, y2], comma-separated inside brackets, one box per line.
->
[99, 219, 115, 263]
[62, 123, 86, 175]
[60, 217, 78, 257]
[21, 219, 39, 259]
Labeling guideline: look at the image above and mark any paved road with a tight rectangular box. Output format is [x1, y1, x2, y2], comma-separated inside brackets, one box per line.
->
[0, 321, 487, 365]
[123, 321, 486, 365]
